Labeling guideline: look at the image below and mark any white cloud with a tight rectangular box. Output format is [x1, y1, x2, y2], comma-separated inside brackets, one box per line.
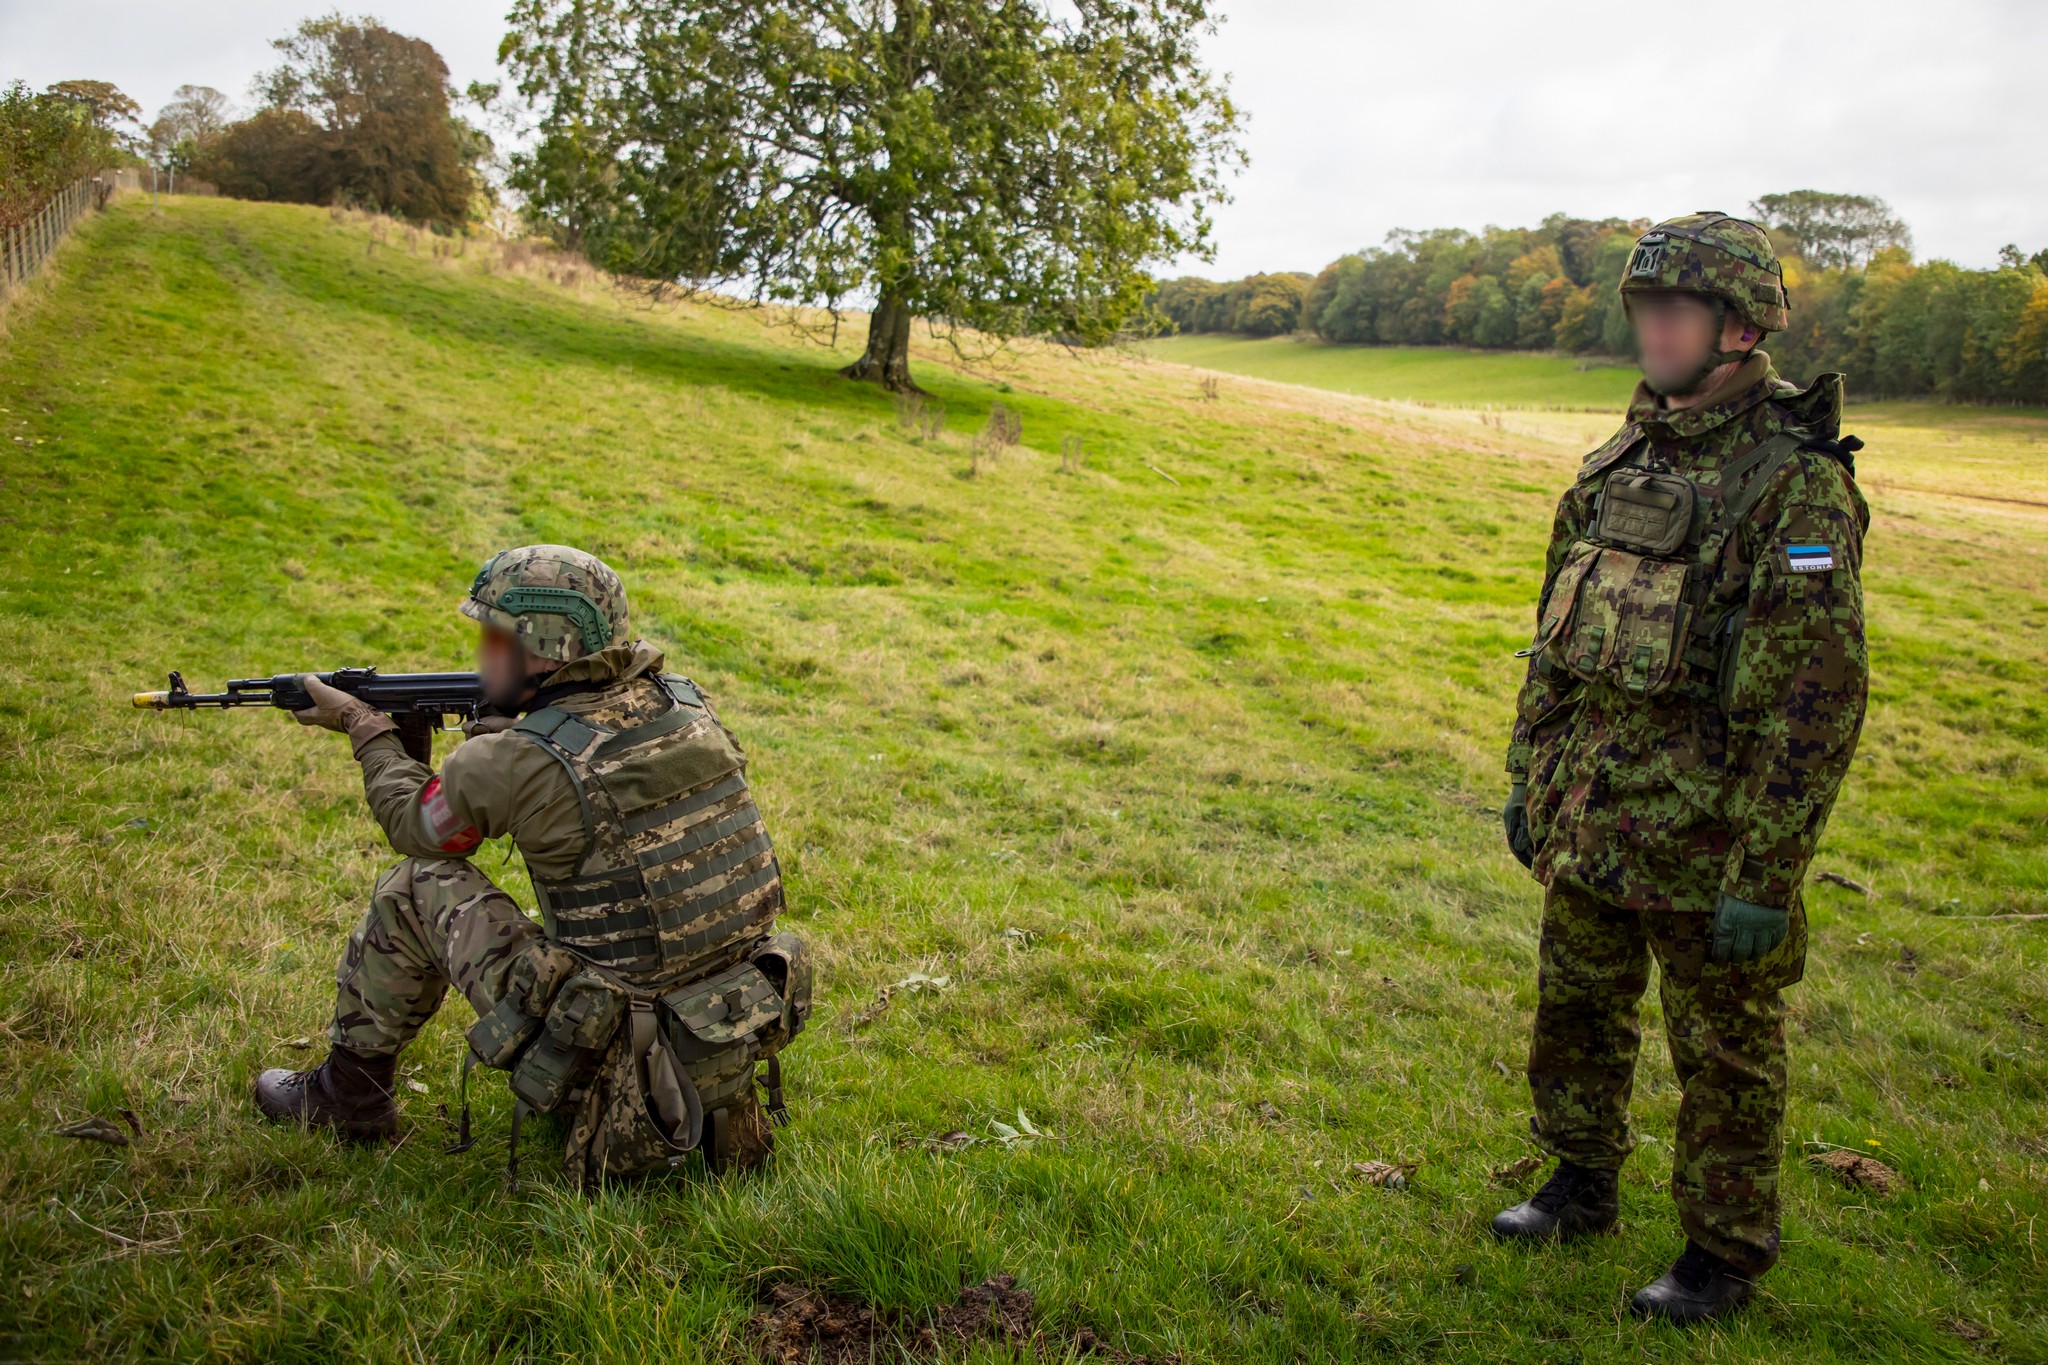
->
[1181, 0, 2047, 275]
[4, 0, 2039, 274]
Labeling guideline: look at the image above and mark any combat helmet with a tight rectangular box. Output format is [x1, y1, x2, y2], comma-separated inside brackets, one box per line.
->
[1619, 211, 1790, 333]
[460, 545, 628, 662]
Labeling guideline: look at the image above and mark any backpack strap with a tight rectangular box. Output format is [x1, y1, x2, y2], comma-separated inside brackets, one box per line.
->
[1718, 430, 1807, 526]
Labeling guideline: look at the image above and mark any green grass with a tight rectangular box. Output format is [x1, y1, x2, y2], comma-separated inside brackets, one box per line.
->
[1140, 333, 1641, 410]
[2, 196, 2045, 1363]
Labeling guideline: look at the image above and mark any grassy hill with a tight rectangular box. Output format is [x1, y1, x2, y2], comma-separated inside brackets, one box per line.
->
[2, 196, 2045, 1362]
[1140, 334, 1641, 410]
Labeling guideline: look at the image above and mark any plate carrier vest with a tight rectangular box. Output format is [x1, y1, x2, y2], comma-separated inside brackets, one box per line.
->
[453, 674, 811, 1188]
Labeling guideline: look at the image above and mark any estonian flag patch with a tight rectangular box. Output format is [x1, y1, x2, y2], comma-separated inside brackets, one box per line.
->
[1785, 543, 1835, 573]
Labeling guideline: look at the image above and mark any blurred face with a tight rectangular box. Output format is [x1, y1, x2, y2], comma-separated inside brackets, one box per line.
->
[476, 626, 530, 708]
[1630, 293, 1723, 397]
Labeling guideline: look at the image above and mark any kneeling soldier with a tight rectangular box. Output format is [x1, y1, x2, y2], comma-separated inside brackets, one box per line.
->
[256, 545, 809, 1184]
[1497, 215, 1869, 1321]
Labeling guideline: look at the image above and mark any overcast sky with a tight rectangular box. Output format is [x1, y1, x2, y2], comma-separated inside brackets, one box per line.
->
[5, 0, 2042, 275]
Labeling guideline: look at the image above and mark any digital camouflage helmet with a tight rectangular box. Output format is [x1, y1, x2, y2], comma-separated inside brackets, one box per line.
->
[1619, 212, 1790, 333]
[460, 545, 628, 662]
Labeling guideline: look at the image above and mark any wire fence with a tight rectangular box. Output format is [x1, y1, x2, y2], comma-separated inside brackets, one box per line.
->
[1, 174, 114, 305]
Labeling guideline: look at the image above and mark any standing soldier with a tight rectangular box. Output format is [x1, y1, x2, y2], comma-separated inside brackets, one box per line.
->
[255, 545, 809, 1184]
[1494, 215, 1869, 1321]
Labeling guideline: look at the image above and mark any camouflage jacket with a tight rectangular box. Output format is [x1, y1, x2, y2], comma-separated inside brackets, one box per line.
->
[1507, 354, 1871, 913]
[342, 640, 673, 881]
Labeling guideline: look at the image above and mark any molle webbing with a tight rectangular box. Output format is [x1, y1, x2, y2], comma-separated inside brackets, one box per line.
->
[517, 678, 782, 982]
[1581, 430, 1810, 706]
[626, 772, 748, 837]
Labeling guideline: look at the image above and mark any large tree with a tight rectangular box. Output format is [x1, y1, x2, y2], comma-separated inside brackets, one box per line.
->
[196, 14, 481, 226]
[43, 80, 143, 151]
[1750, 190, 1912, 271]
[260, 14, 478, 224]
[148, 85, 235, 171]
[502, 0, 1245, 391]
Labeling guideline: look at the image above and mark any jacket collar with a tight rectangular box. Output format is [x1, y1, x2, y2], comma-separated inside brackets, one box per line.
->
[1626, 351, 1778, 441]
[527, 639, 666, 708]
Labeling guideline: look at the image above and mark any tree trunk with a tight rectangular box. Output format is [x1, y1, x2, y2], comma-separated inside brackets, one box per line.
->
[841, 290, 922, 393]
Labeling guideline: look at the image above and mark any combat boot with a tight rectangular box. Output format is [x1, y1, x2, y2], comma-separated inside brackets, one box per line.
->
[1490, 1160, 1619, 1241]
[254, 1044, 400, 1141]
[1630, 1241, 1755, 1323]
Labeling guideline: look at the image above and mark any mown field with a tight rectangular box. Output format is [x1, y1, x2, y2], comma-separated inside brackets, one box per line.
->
[1, 196, 2044, 1363]
[1140, 333, 1640, 410]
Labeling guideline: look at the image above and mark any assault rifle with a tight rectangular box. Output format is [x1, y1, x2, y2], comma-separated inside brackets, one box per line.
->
[133, 668, 488, 762]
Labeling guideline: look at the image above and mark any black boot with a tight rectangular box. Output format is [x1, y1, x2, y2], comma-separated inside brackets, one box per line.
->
[254, 1044, 400, 1141]
[1630, 1241, 1755, 1323]
[1490, 1160, 1619, 1241]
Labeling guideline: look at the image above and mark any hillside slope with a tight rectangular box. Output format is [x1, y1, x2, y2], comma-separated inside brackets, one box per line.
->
[1, 197, 2043, 1362]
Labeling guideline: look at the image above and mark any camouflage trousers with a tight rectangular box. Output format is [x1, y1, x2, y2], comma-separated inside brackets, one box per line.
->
[1526, 876, 1808, 1276]
[331, 858, 543, 1056]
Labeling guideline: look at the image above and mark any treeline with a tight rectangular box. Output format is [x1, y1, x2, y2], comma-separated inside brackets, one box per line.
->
[1152, 272, 1315, 338]
[1776, 249, 2048, 404]
[188, 16, 490, 229]
[5, 18, 492, 232]
[1156, 194, 2048, 404]
[1152, 213, 1656, 352]
[5, 17, 487, 231]
[0, 80, 141, 226]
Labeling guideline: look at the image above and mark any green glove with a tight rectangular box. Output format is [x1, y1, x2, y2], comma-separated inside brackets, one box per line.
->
[1502, 782, 1534, 869]
[1710, 893, 1788, 964]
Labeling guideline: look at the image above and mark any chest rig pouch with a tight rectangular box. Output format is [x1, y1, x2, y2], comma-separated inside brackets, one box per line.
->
[1524, 460, 1701, 702]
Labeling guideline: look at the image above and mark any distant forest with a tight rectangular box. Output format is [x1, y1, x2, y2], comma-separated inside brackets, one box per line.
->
[1153, 194, 2048, 404]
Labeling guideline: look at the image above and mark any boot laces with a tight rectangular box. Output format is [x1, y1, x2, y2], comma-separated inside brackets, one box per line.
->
[1530, 1163, 1598, 1214]
[1671, 1242, 1733, 1292]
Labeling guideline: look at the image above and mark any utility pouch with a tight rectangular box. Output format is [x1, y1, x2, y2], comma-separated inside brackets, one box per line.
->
[749, 932, 813, 1056]
[467, 997, 543, 1070]
[1594, 469, 1696, 556]
[465, 940, 579, 1069]
[511, 971, 628, 1113]
[1531, 540, 1694, 702]
[660, 958, 786, 1065]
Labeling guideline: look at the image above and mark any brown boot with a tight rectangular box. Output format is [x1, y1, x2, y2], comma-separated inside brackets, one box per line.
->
[254, 1044, 400, 1141]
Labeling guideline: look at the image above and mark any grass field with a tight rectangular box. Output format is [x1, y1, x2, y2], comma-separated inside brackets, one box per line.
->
[2, 196, 2045, 1363]
[1139, 334, 1641, 410]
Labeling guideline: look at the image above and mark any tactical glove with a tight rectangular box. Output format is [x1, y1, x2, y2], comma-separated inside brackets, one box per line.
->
[293, 673, 371, 733]
[1503, 782, 1534, 869]
[1709, 893, 1788, 964]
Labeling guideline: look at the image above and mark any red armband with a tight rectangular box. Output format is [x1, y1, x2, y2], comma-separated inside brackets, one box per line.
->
[419, 776, 482, 854]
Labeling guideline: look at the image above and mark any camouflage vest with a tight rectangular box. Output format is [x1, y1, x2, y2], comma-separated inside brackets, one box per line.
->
[517, 673, 782, 983]
[457, 674, 810, 1189]
[1521, 414, 1858, 710]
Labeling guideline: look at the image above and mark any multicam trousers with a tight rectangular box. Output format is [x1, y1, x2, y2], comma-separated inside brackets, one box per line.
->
[1527, 877, 1808, 1276]
[331, 858, 542, 1056]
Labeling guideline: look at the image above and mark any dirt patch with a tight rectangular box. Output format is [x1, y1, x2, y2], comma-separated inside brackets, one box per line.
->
[1807, 1148, 1905, 1196]
[751, 1273, 1170, 1364]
